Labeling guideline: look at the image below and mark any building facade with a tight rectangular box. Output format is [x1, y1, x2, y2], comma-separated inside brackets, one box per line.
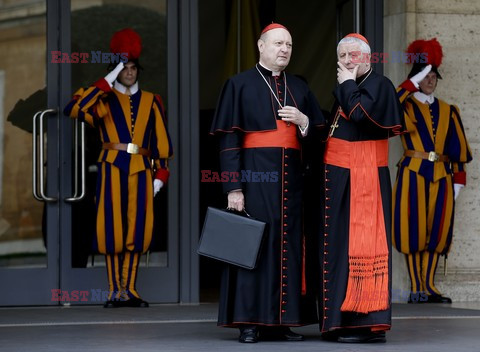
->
[0, 0, 477, 306]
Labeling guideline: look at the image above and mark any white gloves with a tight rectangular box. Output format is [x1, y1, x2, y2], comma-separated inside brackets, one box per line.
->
[410, 64, 432, 88]
[104, 62, 124, 87]
[154, 179, 164, 196]
[454, 183, 464, 201]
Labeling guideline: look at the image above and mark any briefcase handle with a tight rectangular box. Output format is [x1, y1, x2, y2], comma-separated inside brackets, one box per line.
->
[225, 207, 253, 218]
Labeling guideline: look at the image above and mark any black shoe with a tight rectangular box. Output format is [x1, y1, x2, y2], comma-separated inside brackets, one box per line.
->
[123, 297, 149, 307]
[103, 300, 117, 308]
[103, 299, 126, 308]
[259, 327, 304, 341]
[338, 330, 386, 343]
[239, 326, 258, 343]
[426, 294, 452, 303]
[320, 330, 341, 342]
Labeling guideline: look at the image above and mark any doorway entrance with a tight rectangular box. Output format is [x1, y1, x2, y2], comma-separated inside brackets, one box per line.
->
[0, 0, 181, 306]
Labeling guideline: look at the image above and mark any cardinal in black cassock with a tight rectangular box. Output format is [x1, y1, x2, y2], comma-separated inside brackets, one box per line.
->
[319, 33, 404, 344]
[210, 23, 325, 343]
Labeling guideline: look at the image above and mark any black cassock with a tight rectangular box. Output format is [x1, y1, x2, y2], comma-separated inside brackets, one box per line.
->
[210, 64, 325, 327]
[319, 69, 404, 332]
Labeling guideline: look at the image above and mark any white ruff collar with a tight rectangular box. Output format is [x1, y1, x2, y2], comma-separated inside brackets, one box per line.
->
[414, 91, 434, 105]
[113, 81, 139, 95]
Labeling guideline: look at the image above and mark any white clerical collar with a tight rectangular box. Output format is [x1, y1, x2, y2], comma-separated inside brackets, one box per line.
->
[113, 81, 139, 95]
[258, 62, 281, 76]
[413, 91, 435, 105]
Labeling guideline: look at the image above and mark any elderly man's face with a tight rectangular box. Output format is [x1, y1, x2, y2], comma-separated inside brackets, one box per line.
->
[258, 28, 292, 72]
[418, 71, 438, 95]
[337, 42, 370, 78]
[118, 61, 138, 87]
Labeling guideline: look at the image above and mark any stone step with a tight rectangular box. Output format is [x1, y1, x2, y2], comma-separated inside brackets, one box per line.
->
[436, 272, 480, 302]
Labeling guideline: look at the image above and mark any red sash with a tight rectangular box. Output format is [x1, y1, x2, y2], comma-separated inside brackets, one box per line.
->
[324, 137, 390, 313]
[242, 120, 300, 150]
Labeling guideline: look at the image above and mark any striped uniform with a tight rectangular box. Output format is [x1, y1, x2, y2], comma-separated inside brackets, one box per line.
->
[392, 83, 472, 296]
[64, 78, 173, 300]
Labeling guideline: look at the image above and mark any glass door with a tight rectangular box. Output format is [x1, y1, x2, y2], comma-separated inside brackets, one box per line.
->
[0, 0, 179, 306]
[0, 0, 60, 305]
[58, 0, 179, 305]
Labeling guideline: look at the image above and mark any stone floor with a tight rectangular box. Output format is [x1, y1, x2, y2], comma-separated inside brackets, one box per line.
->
[0, 302, 479, 351]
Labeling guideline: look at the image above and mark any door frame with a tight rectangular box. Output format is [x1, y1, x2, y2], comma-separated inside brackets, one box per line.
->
[0, 0, 61, 306]
[58, 0, 194, 304]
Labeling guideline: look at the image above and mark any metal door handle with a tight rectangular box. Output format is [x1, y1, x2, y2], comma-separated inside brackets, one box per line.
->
[65, 119, 85, 202]
[38, 108, 58, 202]
[32, 111, 43, 201]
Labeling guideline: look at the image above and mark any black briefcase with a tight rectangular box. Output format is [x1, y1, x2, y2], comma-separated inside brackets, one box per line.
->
[197, 207, 266, 269]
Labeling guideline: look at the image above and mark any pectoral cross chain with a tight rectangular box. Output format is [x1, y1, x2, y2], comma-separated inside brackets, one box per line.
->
[328, 114, 340, 137]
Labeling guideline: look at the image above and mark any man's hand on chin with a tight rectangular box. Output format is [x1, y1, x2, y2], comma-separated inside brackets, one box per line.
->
[337, 62, 359, 84]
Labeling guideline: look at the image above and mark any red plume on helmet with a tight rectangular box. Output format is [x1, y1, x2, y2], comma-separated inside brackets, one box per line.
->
[406, 38, 443, 79]
[109, 28, 142, 60]
[406, 38, 443, 68]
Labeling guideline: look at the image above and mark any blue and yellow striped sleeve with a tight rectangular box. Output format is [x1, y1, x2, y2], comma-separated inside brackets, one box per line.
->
[449, 104, 472, 184]
[151, 95, 173, 183]
[63, 84, 108, 127]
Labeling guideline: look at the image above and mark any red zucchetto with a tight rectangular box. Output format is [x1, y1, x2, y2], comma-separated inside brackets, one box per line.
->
[261, 23, 289, 35]
[344, 33, 369, 46]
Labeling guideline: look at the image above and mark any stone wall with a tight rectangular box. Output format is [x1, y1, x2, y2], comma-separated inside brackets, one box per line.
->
[384, 0, 480, 302]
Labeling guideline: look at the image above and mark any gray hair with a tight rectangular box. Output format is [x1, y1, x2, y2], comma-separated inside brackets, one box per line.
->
[336, 37, 371, 56]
